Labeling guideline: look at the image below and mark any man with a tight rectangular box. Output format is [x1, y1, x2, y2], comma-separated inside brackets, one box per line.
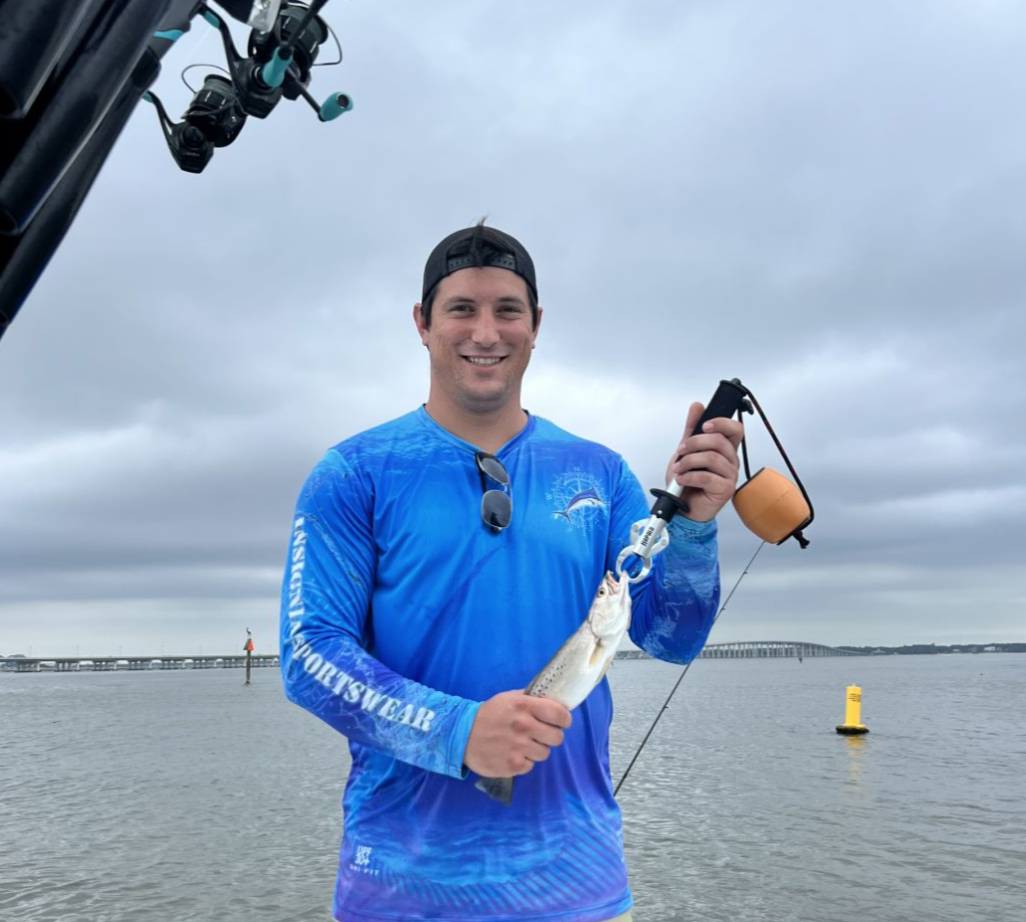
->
[280, 223, 742, 922]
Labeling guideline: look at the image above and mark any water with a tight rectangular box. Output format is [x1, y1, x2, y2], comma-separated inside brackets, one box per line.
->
[1, 655, 1023, 921]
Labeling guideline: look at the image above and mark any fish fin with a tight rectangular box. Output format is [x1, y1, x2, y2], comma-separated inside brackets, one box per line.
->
[475, 776, 514, 806]
[589, 640, 606, 669]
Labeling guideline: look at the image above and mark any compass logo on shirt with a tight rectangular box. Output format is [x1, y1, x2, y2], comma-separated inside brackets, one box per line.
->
[547, 469, 607, 532]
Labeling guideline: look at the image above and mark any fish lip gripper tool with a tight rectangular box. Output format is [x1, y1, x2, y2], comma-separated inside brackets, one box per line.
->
[616, 379, 751, 583]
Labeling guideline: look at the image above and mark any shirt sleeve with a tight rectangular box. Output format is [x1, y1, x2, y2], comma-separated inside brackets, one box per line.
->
[280, 450, 481, 779]
[605, 458, 721, 664]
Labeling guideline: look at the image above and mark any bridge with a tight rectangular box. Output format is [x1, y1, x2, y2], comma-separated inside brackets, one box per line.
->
[700, 641, 860, 659]
[616, 641, 861, 660]
[3, 642, 862, 674]
[0, 654, 281, 673]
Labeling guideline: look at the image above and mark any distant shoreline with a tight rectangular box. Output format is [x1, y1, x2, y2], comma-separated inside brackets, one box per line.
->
[831, 643, 1026, 655]
[3, 644, 1024, 673]
[616, 644, 1026, 660]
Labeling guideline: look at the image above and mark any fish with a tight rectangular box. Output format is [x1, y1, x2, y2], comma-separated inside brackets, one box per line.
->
[554, 487, 605, 520]
[475, 571, 632, 805]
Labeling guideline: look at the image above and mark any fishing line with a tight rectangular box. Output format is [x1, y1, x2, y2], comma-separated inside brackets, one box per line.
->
[181, 62, 232, 94]
[613, 540, 766, 797]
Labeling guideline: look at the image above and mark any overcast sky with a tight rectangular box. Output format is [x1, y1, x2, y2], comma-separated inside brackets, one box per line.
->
[1, 0, 1024, 658]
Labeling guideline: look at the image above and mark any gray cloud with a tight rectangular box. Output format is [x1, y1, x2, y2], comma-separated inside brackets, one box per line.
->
[2, 1, 1024, 657]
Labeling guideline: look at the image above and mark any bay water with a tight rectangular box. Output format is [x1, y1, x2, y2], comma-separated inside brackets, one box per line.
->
[1, 654, 1023, 921]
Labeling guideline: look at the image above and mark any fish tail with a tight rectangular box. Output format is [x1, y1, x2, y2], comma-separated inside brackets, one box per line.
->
[475, 775, 515, 806]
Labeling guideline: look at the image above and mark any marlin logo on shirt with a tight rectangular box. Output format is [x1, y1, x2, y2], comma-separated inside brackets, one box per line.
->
[554, 487, 605, 520]
[547, 470, 607, 532]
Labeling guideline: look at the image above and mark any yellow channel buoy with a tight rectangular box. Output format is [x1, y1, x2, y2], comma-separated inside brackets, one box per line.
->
[835, 684, 869, 735]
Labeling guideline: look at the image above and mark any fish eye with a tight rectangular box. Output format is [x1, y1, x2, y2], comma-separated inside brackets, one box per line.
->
[598, 588, 606, 596]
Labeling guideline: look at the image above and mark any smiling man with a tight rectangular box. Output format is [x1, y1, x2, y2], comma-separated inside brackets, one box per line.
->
[413, 226, 542, 453]
[280, 222, 742, 922]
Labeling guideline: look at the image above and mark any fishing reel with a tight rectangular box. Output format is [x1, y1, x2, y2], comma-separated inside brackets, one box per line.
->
[617, 378, 814, 582]
[145, 1, 352, 173]
[145, 74, 247, 173]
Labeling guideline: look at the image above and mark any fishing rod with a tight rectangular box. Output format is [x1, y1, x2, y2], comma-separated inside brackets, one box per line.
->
[613, 377, 815, 794]
[613, 541, 765, 797]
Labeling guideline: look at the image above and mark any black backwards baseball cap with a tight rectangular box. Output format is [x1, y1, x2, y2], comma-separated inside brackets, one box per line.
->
[421, 224, 538, 305]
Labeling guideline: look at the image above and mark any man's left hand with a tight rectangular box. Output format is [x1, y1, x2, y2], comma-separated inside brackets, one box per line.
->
[665, 401, 744, 523]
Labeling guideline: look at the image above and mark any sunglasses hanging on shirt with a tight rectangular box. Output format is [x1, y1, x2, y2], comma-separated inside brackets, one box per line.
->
[476, 452, 512, 532]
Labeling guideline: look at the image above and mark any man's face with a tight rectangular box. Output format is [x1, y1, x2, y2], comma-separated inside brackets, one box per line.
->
[414, 266, 542, 415]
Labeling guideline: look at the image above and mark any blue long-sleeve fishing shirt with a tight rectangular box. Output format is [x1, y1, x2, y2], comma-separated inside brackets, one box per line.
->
[280, 407, 720, 922]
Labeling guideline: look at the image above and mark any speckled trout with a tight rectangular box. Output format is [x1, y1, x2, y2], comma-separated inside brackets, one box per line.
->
[476, 571, 632, 805]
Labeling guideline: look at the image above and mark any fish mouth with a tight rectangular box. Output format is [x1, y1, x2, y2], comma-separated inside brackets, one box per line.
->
[604, 571, 623, 595]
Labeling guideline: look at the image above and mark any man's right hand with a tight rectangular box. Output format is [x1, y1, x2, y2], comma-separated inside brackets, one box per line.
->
[464, 690, 572, 778]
